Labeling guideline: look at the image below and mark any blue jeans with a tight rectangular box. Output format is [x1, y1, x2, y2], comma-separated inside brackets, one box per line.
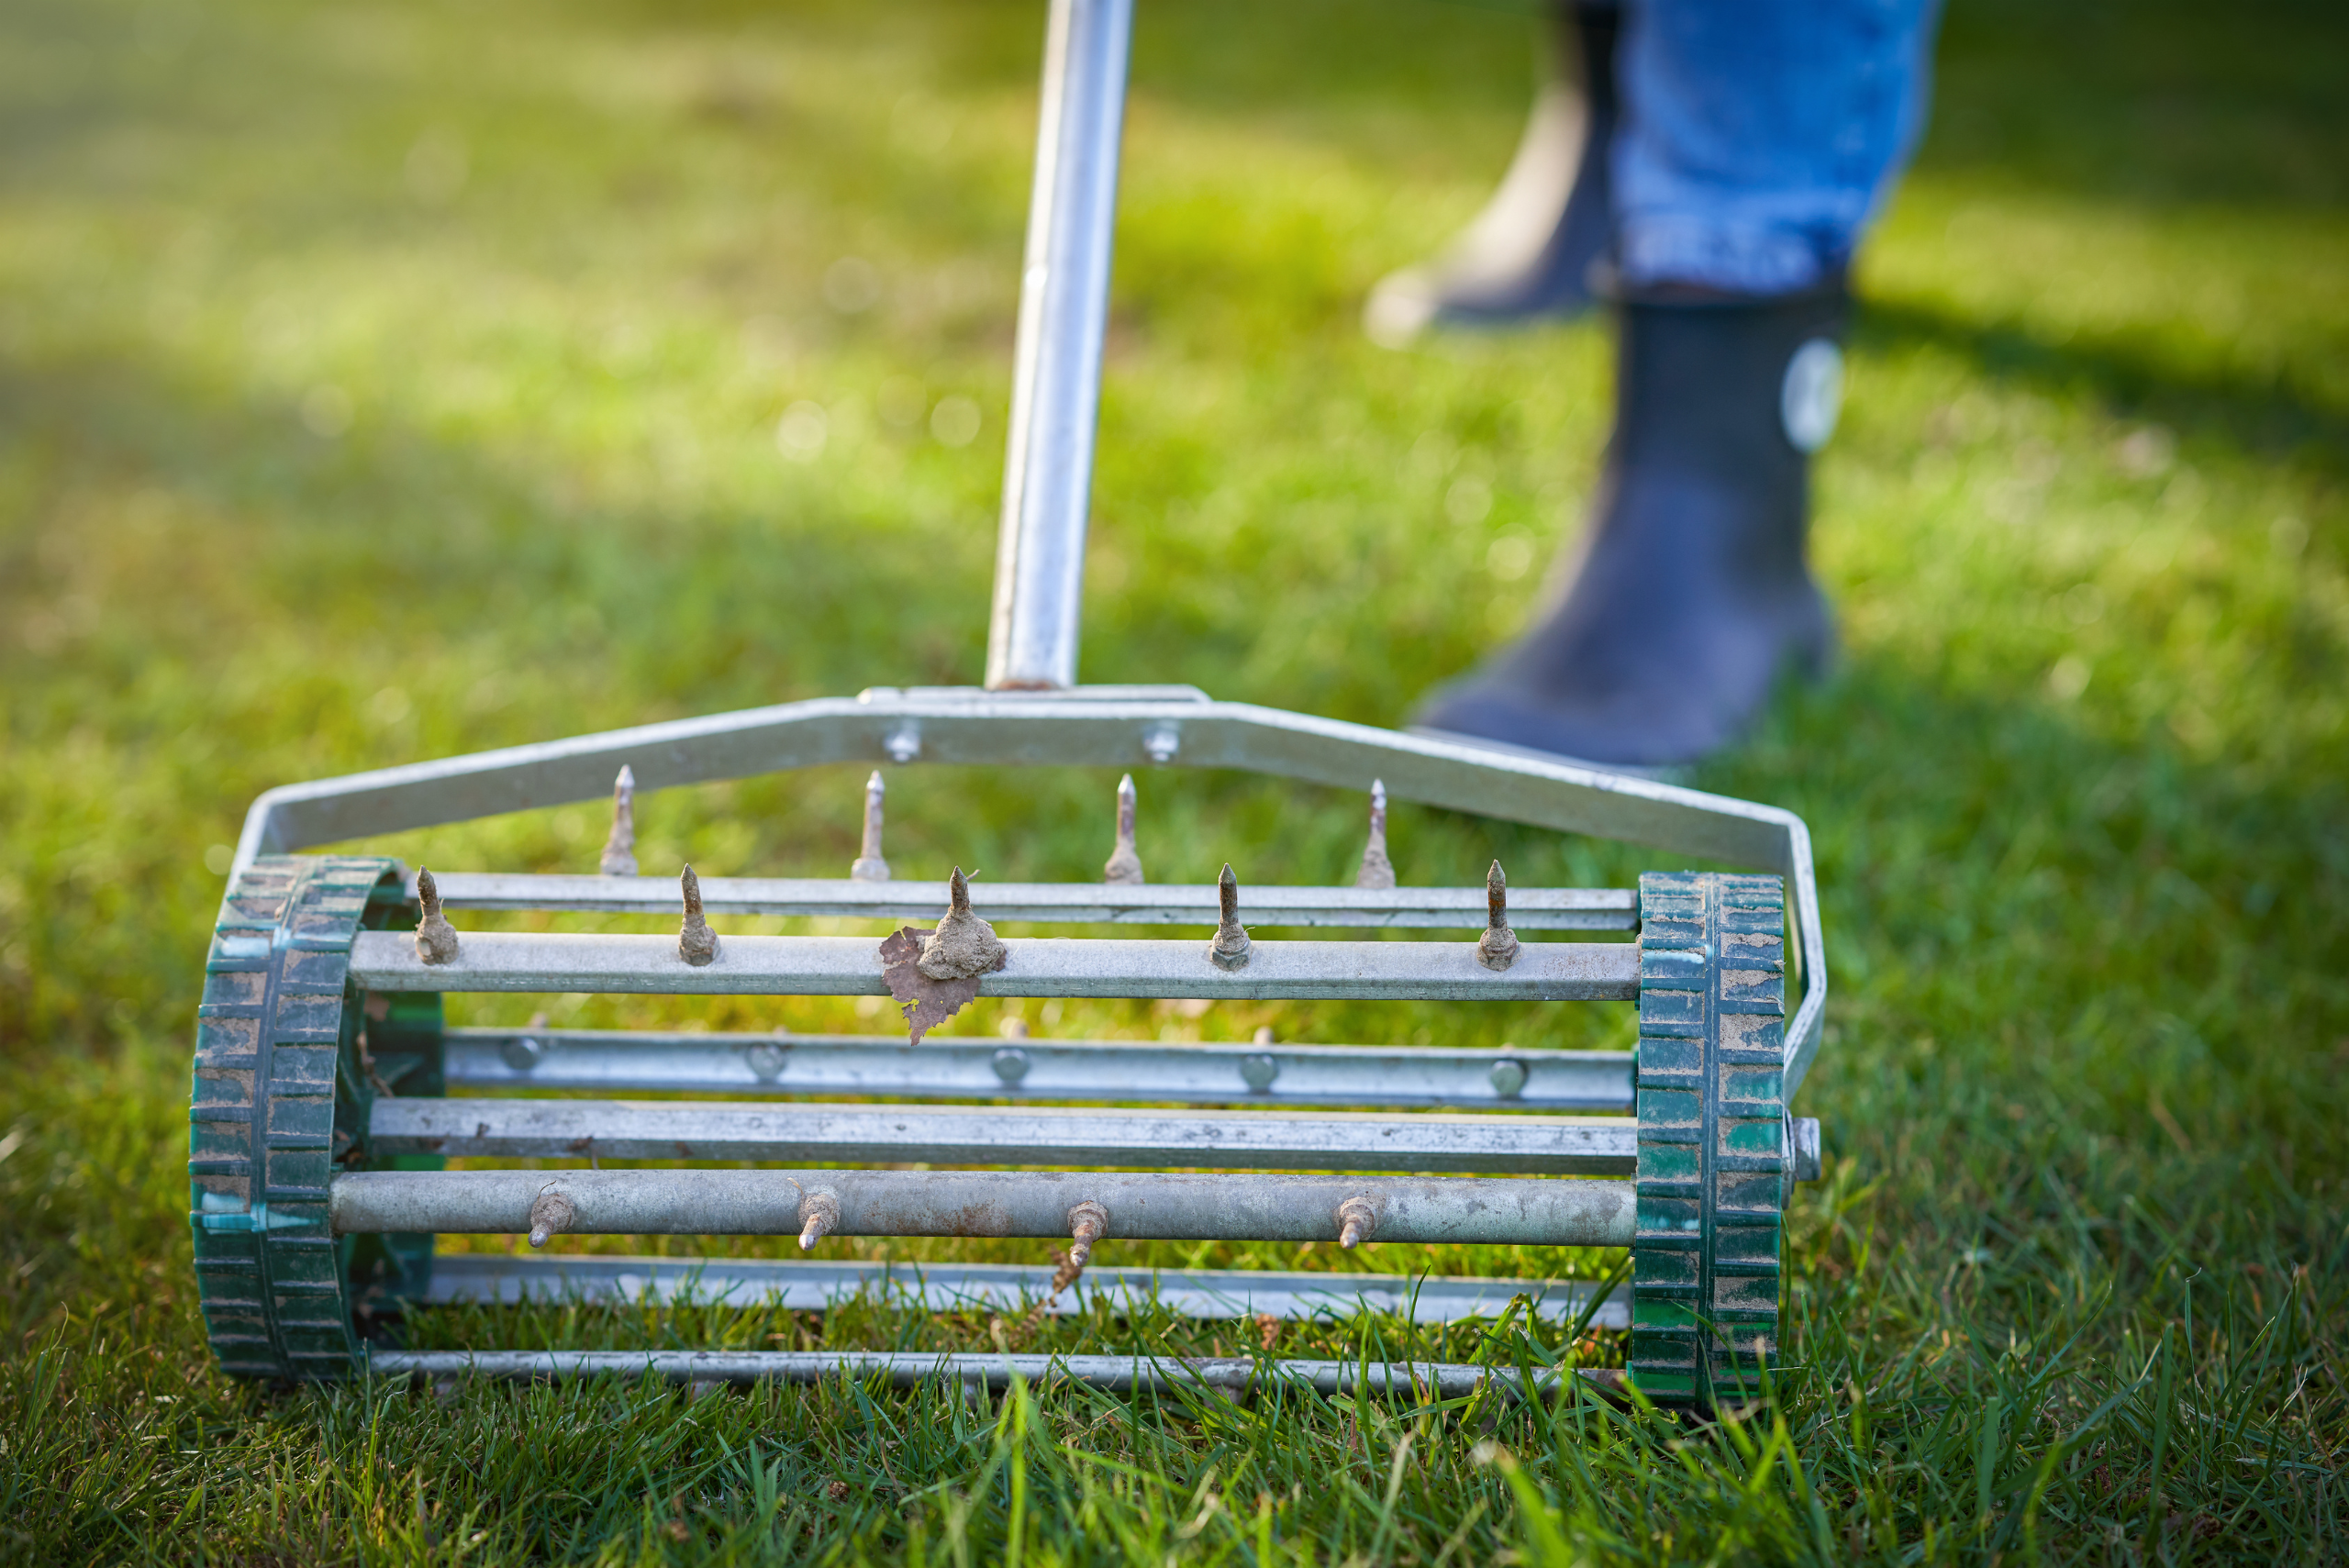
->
[1612, 0, 1944, 296]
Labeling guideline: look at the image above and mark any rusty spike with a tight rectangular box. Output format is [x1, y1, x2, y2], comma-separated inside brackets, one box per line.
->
[1476, 860, 1520, 972]
[414, 867, 460, 965]
[599, 765, 638, 877]
[1208, 863, 1252, 970]
[1353, 780, 1396, 891]
[678, 865, 719, 966]
[1102, 773, 1144, 885]
[849, 772, 890, 883]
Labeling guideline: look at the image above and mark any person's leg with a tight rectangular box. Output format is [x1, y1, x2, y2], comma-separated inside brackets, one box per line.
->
[1363, 1, 1621, 346]
[1416, 0, 1943, 768]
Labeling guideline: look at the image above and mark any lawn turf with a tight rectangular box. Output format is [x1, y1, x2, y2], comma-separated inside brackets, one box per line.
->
[1, 0, 2344, 1561]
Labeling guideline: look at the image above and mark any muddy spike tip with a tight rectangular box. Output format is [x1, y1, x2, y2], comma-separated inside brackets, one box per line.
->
[599, 765, 638, 877]
[916, 866, 1008, 980]
[1353, 779, 1396, 891]
[415, 867, 460, 965]
[678, 864, 719, 966]
[1208, 863, 1252, 970]
[850, 771, 890, 882]
[1102, 773, 1144, 884]
[1476, 859, 1519, 972]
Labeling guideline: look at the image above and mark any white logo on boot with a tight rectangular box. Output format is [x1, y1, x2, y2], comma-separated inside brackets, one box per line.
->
[1781, 339, 1844, 453]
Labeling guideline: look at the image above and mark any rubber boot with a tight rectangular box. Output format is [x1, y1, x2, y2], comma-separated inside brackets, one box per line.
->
[1412, 287, 1849, 769]
[1364, 1, 1620, 346]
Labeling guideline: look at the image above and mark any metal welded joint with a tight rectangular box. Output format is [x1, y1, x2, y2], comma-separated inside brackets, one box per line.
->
[850, 772, 890, 882]
[1336, 1195, 1377, 1250]
[1103, 773, 1144, 884]
[414, 867, 460, 965]
[678, 865, 719, 966]
[1475, 861, 1520, 972]
[600, 766, 638, 877]
[1208, 863, 1252, 970]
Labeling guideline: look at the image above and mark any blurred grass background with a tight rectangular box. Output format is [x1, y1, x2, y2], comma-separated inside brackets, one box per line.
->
[0, 0, 2343, 1560]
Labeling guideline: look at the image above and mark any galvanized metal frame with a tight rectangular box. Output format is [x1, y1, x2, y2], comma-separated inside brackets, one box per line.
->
[228, 689, 1825, 1094]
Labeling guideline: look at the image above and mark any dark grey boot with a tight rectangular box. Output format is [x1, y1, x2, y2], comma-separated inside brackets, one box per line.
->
[1364, 1, 1620, 344]
[1413, 287, 1848, 768]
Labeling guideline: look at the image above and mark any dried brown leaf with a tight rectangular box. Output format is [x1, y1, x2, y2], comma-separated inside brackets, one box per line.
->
[880, 925, 1003, 1043]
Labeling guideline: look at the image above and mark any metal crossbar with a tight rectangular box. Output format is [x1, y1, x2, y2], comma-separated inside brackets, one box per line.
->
[343, 929, 1642, 1002]
[440, 1029, 1637, 1110]
[416, 1253, 1629, 1326]
[414, 873, 1638, 929]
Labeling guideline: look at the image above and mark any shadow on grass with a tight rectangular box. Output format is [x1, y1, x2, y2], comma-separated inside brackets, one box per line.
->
[1856, 297, 2349, 480]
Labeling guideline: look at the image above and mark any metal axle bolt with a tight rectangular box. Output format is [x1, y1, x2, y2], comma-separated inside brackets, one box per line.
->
[1354, 780, 1396, 891]
[797, 1190, 840, 1251]
[1102, 773, 1144, 884]
[678, 865, 719, 966]
[1208, 864, 1252, 970]
[849, 772, 890, 882]
[500, 1010, 551, 1072]
[414, 868, 460, 965]
[600, 765, 638, 877]
[1476, 861, 1520, 972]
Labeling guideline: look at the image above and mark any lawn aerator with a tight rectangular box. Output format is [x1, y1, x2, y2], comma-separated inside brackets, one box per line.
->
[187, 0, 1824, 1411]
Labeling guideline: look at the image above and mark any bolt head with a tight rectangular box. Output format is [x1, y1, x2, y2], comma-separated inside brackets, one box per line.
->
[500, 1036, 550, 1072]
[991, 1046, 1031, 1084]
[746, 1041, 787, 1081]
[1239, 1052, 1279, 1091]
[1487, 1058, 1528, 1099]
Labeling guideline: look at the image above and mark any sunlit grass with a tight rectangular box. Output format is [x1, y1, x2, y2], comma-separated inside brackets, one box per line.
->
[1, 0, 2344, 1560]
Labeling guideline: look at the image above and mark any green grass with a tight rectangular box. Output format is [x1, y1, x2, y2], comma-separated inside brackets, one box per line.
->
[2, 0, 2345, 1559]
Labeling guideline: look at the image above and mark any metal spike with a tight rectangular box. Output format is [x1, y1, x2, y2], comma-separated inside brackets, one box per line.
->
[599, 766, 638, 877]
[1353, 780, 1396, 891]
[527, 1189, 574, 1250]
[1336, 1195, 1376, 1251]
[1065, 1199, 1109, 1273]
[797, 1190, 840, 1251]
[1102, 774, 1144, 884]
[414, 867, 460, 965]
[1476, 860, 1520, 972]
[916, 867, 1007, 980]
[1208, 863, 1252, 970]
[678, 864, 719, 966]
[849, 772, 890, 882]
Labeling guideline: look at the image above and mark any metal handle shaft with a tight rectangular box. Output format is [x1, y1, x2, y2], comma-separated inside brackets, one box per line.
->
[985, 0, 1134, 690]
